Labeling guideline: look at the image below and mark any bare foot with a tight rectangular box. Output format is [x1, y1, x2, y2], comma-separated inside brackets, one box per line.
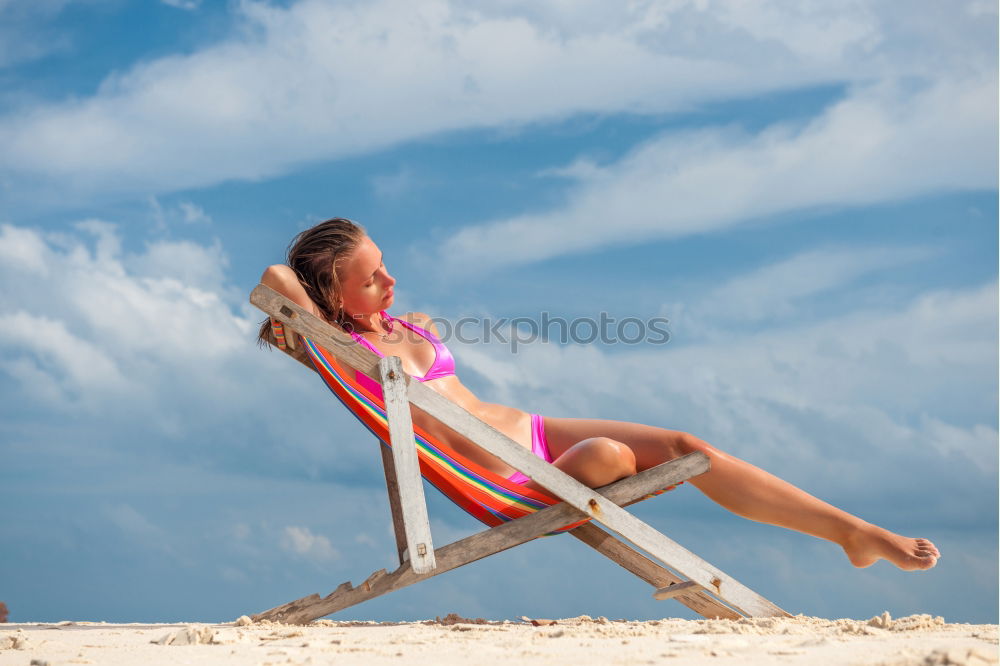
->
[842, 524, 940, 570]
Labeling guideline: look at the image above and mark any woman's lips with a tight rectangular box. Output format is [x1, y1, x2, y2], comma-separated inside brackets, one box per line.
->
[384, 290, 394, 300]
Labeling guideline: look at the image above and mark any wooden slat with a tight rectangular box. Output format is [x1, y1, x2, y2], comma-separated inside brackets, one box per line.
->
[250, 285, 788, 618]
[379, 356, 436, 574]
[652, 580, 701, 601]
[253, 453, 716, 623]
[379, 443, 409, 566]
[251, 285, 381, 381]
[283, 320, 298, 350]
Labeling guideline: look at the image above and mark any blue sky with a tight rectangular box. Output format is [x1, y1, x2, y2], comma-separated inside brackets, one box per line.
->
[0, 0, 996, 625]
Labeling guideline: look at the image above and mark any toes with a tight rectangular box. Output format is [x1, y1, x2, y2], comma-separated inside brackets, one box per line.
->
[916, 539, 941, 558]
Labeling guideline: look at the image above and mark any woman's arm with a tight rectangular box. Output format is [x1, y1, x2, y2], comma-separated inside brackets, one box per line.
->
[260, 264, 323, 319]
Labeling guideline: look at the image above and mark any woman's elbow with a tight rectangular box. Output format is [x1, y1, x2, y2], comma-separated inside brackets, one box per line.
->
[259, 264, 323, 318]
[260, 264, 294, 287]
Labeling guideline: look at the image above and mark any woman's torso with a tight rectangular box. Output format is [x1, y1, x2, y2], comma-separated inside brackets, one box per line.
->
[348, 312, 532, 478]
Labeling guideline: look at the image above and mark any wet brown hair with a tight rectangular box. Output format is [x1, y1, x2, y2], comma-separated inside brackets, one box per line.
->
[257, 217, 367, 349]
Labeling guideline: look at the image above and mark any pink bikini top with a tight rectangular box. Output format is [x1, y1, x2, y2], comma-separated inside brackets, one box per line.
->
[347, 311, 456, 398]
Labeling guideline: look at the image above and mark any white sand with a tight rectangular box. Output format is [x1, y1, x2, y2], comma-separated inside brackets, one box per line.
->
[1, 612, 996, 666]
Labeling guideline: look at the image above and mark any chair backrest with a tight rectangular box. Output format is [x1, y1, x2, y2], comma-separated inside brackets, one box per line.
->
[297, 334, 588, 530]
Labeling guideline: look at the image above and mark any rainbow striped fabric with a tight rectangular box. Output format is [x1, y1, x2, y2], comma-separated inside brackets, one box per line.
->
[273, 321, 672, 533]
[276, 326, 587, 532]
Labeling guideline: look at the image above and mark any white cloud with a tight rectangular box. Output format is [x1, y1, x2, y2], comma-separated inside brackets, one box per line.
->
[220, 566, 248, 582]
[0, 223, 52, 274]
[966, 0, 998, 17]
[281, 525, 339, 562]
[104, 502, 177, 557]
[432, 76, 997, 274]
[681, 244, 935, 331]
[714, 2, 880, 61]
[161, 0, 200, 9]
[919, 417, 997, 472]
[0, 310, 128, 402]
[371, 166, 418, 200]
[148, 197, 213, 231]
[123, 238, 229, 294]
[105, 502, 164, 539]
[0, 0, 73, 69]
[0, 0, 991, 197]
[354, 532, 377, 547]
[178, 201, 212, 225]
[0, 222, 377, 479]
[0, 222, 247, 412]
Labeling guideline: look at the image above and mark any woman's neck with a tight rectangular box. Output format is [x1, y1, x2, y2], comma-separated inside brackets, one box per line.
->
[346, 311, 388, 334]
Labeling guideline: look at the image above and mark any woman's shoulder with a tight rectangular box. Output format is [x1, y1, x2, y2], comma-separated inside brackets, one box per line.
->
[396, 311, 441, 337]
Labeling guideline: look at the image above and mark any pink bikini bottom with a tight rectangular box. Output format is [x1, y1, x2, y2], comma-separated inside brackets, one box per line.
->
[506, 414, 553, 485]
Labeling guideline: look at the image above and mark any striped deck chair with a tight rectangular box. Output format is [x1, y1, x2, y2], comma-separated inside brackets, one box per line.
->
[249, 285, 789, 623]
[297, 327, 619, 532]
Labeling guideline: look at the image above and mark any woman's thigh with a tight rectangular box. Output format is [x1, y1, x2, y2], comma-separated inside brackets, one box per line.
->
[541, 416, 691, 471]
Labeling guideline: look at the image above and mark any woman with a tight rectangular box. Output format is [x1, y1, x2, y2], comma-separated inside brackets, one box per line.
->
[259, 217, 939, 572]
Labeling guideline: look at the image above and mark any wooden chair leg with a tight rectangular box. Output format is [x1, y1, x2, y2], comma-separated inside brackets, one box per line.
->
[569, 523, 740, 619]
[379, 443, 409, 567]
[379, 356, 436, 574]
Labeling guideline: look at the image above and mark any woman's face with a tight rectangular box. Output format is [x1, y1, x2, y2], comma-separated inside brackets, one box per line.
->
[337, 235, 396, 319]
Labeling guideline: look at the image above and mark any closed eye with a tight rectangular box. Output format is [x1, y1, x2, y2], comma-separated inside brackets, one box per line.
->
[364, 260, 385, 287]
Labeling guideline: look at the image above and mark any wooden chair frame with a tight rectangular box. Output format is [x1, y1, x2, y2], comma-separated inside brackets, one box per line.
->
[249, 285, 789, 623]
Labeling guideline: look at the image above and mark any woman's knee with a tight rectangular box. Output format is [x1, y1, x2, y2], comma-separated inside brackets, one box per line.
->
[583, 437, 637, 477]
[669, 431, 715, 458]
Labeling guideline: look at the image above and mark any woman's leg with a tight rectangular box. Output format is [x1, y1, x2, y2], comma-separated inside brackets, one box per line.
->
[518, 435, 637, 492]
[537, 416, 940, 572]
